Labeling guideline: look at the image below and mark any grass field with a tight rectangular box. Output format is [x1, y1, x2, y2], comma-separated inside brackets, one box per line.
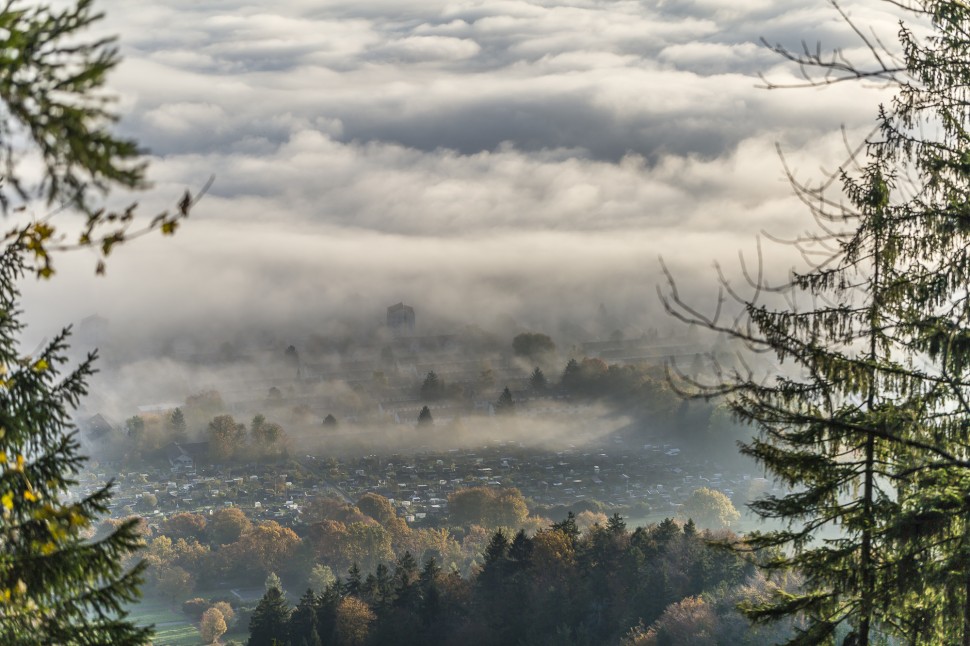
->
[127, 599, 202, 646]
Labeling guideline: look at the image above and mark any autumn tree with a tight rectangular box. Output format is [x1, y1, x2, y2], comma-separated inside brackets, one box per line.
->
[448, 487, 528, 529]
[134, 493, 157, 512]
[250, 414, 288, 459]
[213, 600, 235, 625]
[152, 565, 194, 602]
[512, 332, 556, 360]
[357, 493, 397, 526]
[208, 507, 252, 546]
[222, 522, 301, 583]
[207, 415, 245, 462]
[335, 596, 376, 646]
[200, 607, 227, 644]
[160, 512, 208, 542]
[680, 488, 739, 531]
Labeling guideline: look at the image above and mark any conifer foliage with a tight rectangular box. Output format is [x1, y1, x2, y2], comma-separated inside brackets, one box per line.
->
[0, 0, 202, 641]
[0, 249, 150, 644]
[661, 2, 970, 643]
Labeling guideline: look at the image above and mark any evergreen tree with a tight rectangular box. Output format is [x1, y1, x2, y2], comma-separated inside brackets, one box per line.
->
[345, 563, 362, 597]
[248, 586, 290, 646]
[529, 367, 547, 394]
[0, 0, 197, 641]
[417, 558, 442, 628]
[560, 358, 581, 391]
[417, 406, 434, 427]
[664, 130, 917, 644]
[370, 564, 393, 607]
[552, 512, 580, 546]
[607, 513, 627, 535]
[265, 571, 284, 594]
[659, 4, 970, 641]
[288, 588, 319, 646]
[494, 387, 515, 415]
[0, 251, 151, 644]
[868, 5, 970, 642]
[483, 530, 511, 566]
[393, 551, 420, 609]
[420, 371, 443, 402]
[169, 407, 188, 442]
[508, 529, 534, 569]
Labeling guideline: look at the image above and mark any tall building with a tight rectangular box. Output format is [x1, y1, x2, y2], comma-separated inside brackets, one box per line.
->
[387, 302, 415, 336]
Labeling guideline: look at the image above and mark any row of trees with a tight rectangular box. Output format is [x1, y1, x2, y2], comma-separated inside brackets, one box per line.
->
[208, 413, 290, 462]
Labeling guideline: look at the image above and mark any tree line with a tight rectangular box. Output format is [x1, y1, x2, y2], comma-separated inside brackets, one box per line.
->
[244, 515, 798, 646]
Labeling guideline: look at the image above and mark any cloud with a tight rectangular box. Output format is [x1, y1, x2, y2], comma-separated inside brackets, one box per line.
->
[22, 0, 919, 351]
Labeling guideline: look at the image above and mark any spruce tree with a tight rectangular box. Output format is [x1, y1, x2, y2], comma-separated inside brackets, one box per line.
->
[529, 367, 547, 393]
[288, 588, 319, 646]
[660, 2, 970, 644]
[248, 586, 290, 646]
[0, 249, 150, 644]
[495, 387, 515, 415]
[169, 407, 188, 443]
[870, 4, 970, 641]
[0, 1, 197, 643]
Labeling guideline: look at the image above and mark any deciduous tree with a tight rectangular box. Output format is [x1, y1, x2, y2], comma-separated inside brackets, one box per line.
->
[680, 488, 739, 531]
[200, 607, 227, 644]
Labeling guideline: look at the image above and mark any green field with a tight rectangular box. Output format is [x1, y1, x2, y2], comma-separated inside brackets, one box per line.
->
[127, 599, 202, 646]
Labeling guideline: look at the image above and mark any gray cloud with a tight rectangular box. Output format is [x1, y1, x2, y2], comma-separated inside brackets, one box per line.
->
[21, 0, 916, 352]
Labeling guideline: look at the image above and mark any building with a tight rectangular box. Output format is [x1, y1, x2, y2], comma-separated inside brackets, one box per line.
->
[387, 302, 416, 336]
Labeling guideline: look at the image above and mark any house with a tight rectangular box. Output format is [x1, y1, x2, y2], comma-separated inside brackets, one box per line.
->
[163, 443, 194, 472]
[79, 413, 117, 443]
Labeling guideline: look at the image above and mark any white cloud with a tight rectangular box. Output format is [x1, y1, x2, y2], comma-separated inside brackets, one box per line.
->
[23, 0, 922, 343]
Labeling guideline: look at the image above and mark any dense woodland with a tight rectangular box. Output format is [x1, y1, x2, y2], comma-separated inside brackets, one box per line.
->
[239, 515, 797, 646]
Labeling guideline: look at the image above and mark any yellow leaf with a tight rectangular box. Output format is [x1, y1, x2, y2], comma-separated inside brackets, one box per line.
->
[1, 492, 13, 511]
[33, 359, 48, 372]
[23, 490, 37, 502]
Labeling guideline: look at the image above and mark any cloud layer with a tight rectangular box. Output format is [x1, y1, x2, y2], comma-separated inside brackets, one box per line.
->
[22, 0, 913, 346]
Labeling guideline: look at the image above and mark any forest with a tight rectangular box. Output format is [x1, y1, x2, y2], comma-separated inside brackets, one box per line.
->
[241, 516, 797, 646]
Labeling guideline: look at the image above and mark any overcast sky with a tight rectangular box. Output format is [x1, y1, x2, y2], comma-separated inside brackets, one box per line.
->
[22, 0, 910, 346]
